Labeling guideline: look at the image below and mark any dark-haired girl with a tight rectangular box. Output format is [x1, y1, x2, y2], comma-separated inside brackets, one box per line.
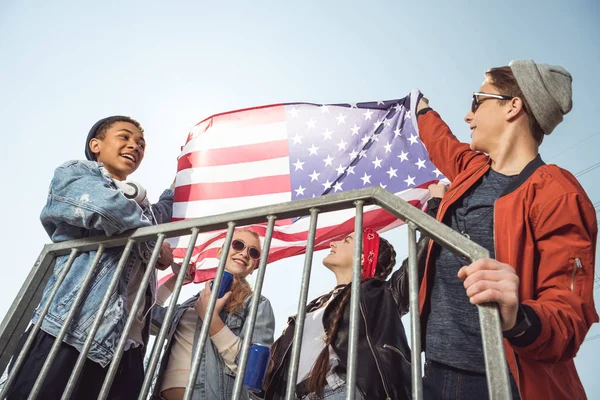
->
[263, 228, 413, 400]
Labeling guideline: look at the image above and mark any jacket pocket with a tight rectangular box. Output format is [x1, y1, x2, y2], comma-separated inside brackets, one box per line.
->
[382, 344, 410, 365]
[569, 257, 585, 297]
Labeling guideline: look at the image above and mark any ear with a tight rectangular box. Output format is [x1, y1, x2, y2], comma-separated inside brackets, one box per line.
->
[505, 97, 526, 122]
[89, 138, 101, 158]
[216, 247, 223, 258]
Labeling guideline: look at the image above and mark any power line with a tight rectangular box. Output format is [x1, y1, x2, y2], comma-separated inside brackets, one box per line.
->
[584, 333, 600, 342]
[574, 161, 600, 178]
[547, 131, 600, 162]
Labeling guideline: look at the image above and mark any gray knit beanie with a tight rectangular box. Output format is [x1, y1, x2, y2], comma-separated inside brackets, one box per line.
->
[509, 60, 572, 135]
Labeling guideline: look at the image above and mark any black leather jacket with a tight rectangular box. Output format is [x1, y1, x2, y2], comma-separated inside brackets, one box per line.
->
[263, 198, 439, 400]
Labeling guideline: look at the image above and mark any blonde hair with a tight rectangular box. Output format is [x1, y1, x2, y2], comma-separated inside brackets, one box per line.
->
[223, 229, 260, 314]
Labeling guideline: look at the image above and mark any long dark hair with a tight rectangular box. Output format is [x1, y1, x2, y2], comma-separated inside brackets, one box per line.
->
[307, 236, 396, 394]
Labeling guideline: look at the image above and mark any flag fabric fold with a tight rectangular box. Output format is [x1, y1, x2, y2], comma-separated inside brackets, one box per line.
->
[161, 91, 443, 285]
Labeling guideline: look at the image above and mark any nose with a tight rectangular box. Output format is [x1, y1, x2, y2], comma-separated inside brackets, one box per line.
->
[126, 139, 140, 152]
[330, 241, 338, 249]
[464, 110, 474, 124]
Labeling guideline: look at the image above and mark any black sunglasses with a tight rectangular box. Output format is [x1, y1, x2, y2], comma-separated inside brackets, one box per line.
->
[471, 92, 514, 113]
[231, 239, 261, 260]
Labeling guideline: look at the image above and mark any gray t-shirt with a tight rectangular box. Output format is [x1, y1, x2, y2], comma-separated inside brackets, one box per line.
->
[426, 168, 516, 373]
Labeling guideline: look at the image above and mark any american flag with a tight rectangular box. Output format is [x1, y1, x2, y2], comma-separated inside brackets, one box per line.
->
[161, 90, 443, 284]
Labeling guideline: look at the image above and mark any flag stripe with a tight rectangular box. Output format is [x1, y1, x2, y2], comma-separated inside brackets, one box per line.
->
[174, 175, 291, 202]
[172, 192, 291, 219]
[182, 121, 288, 154]
[177, 140, 289, 170]
[175, 157, 290, 185]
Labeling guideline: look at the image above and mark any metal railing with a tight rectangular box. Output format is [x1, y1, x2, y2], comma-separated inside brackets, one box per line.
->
[0, 187, 511, 399]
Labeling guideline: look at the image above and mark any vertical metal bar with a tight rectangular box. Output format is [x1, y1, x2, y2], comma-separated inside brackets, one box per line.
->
[138, 228, 201, 399]
[94, 235, 165, 400]
[183, 223, 236, 400]
[0, 249, 78, 398]
[407, 222, 423, 400]
[0, 246, 57, 373]
[230, 216, 277, 400]
[59, 240, 134, 399]
[27, 244, 107, 400]
[479, 303, 512, 399]
[345, 201, 364, 400]
[284, 209, 319, 400]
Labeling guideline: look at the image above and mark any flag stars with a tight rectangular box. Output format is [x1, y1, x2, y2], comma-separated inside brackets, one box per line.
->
[386, 167, 398, 178]
[393, 104, 402, 112]
[363, 110, 374, 120]
[322, 180, 333, 190]
[293, 159, 304, 171]
[408, 133, 419, 145]
[288, 107, 300, 118]
[394, 128, 402, 138]
[295, 185, 306, 196]
[336, 113, 347, 125]
[415, 158, 426, 170]
[347, 165, 356, 175]
[322, 129, 333, 140]
[309, 170, 321, 182]
[350, 124, 360, 136]
[433, 168, 443, 178]
[306, 118, 317, 130]
[383, 141, 393, 153]
[323, 154, 334, 167]
[361, 134, 371, 145]
[320, 105, 330, 113]
[308, 144, 319, 155]
[291, 133, 303, 145]
[379, 183, 387, 189]
[361, 173, 372, 185]
[383, 119, 392, 128]
[337, 139, 347, 151]
[372, 157, 383, 169]
[333, 181, 344, 192]
[404, 175, 416, 186]
[397, 150, 409, 162]
[349, 149, 359, 159]
[335, 164, 346, 175]
[359, 150, 367, 158]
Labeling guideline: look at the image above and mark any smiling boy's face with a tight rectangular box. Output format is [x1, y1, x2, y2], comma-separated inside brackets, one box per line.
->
[89, 121, 146, 181]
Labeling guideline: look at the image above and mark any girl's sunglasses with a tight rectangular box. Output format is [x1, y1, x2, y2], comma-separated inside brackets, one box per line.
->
[471, 92, 514, 113]
[231, 239, 261, 260]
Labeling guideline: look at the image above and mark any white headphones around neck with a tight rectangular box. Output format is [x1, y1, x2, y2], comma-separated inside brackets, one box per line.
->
[113, 179, 148, 205]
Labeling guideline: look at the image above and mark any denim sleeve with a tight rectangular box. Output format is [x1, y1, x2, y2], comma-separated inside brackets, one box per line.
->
[151, 189, 174, 224]
[234, 296, 276, 365]
[40, 161, 152, 238]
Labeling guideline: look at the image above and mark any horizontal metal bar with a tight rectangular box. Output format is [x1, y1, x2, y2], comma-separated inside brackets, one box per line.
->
[373, 188, 489, 262]
[37, 187, 383, 257]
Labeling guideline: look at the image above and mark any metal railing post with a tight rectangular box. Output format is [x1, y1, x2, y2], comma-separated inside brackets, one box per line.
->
[345, 201, 364, 400]
[183, 223, 236, 400]
[96, 234, 166, 400]
[138, 228, 201, 399]
[407, 222, 422, 400]
[28, 244, 108, 400]
[231, 216, 277, 400]
[284, 209, 319, 400]
[0, 249, 78, 398]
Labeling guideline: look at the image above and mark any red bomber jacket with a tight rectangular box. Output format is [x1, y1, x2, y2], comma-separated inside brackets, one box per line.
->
[417, 109, 598, 400]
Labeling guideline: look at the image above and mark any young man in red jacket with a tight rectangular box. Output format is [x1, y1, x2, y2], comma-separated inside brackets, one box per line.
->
[416, 60, 598, 400]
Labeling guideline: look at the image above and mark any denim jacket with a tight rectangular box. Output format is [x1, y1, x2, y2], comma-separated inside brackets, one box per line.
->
[31, 160, 173, 367]
[151, 292, 275, 400]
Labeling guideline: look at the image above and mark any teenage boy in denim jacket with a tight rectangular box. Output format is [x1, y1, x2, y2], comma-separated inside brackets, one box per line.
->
[7, 116, 174, 399]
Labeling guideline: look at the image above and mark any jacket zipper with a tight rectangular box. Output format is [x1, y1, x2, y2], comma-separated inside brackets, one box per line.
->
[382, 344, 410, 365]
[359, 302, 391, 399]
[571, 258, 583, 292]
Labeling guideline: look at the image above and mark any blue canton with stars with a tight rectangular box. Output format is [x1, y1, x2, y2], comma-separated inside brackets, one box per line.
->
[285, 95, 443, 200]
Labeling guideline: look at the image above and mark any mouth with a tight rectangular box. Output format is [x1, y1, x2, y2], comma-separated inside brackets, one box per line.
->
[232, 258, 248, 267]
[120, 153, 137, 164]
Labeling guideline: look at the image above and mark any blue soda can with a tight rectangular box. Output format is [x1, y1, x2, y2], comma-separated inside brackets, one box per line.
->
[210, 270, 234, 298]
[243, 343, 271, 392]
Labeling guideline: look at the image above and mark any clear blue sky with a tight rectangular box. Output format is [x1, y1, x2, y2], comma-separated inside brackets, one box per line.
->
[1, 0, 599, 396]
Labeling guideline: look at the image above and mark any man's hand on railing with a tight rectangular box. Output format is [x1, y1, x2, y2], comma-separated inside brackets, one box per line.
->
[156, 242, 174, 271]
[458, 259, 520, 332]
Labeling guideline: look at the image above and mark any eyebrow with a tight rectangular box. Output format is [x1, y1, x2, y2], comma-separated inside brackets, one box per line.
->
[118, 129, 145, 142]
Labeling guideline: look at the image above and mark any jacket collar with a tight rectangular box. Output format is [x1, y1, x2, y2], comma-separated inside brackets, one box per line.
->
[500, 154, 546, 197]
